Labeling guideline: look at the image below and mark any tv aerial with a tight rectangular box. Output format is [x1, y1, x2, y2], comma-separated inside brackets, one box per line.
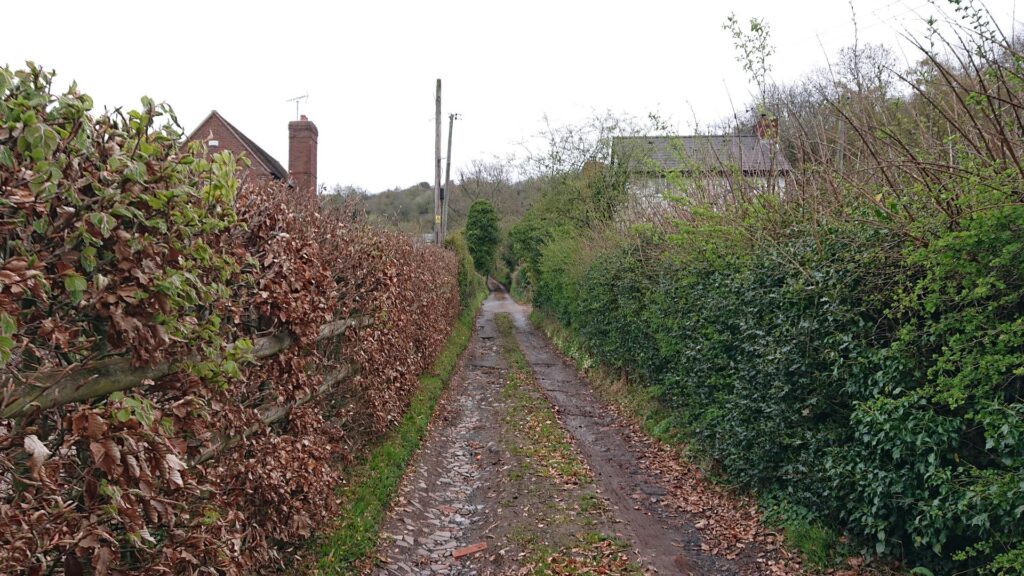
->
[286, 93, 309, 119]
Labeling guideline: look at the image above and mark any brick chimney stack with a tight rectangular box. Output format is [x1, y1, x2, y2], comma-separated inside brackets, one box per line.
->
[289, 115, 318, 196]
[753, 113, 779, 141]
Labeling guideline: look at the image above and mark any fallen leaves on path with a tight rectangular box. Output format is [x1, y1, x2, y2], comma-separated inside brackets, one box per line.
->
[535, 535, 644, 576]
[612, 413, 808, 575]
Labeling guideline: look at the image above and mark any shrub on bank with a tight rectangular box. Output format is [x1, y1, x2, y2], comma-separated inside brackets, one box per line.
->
[531, 196, 1024, 573]
[445, 230, 485, 304]
[519, 9, 1024, 572]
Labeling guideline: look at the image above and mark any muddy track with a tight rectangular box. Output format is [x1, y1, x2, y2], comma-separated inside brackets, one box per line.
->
[503, 293, 737, 576]
[371, 290, 755, 575]
[370, 294, 510, 575]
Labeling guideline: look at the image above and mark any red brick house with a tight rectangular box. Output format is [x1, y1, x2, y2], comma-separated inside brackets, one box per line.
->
[186, 110, 319, 196]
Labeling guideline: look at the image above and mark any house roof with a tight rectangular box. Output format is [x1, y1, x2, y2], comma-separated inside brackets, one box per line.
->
[187, 110, 289, 181]
[613, 135, 792, 175]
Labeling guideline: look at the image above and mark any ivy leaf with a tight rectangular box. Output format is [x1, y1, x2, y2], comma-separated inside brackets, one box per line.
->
[88, 212, 116, 238]
[64, 274, 88, 302]
[0, 335, 13, 367]
[0, 312, 15, 336]
[80, 246, 97, 272]
[0, 147, 14, 169]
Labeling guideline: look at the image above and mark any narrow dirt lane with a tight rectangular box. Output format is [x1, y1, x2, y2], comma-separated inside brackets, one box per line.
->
[372, 290, 754, 575]
[507, 303, 737, 575]
[371, 293, 513, 575]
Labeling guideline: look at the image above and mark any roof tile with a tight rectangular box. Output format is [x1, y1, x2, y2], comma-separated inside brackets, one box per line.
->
[614, 135, 792, 174]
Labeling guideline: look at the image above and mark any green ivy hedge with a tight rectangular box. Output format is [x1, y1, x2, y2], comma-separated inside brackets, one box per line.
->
[531, 205, 1024, 574]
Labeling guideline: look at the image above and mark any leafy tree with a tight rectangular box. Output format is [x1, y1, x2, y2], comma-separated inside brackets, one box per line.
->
[722, 12, 775, 98]
[465, 199, 500, 278]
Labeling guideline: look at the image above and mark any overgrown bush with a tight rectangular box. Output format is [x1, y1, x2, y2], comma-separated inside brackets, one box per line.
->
[445, 230, 484, 305]
[0, 64, 460, 574]
[522, 9, 1024, 574]
[465, 198, 500, 278]
[534, 208, 1022, 572]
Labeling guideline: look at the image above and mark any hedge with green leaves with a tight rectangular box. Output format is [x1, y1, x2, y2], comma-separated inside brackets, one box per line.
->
[531, 195, 1023, 573]
[445, 230, 485, 306]
[515, 9, 1024, 572]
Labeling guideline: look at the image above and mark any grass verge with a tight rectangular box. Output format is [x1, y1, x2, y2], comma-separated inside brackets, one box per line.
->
[527, 310, 686, 448]
[496, 313, 591, 485]
[312, 288, 487, 575]
[495, 313, 643, 576]
[508, 267, 531, 304]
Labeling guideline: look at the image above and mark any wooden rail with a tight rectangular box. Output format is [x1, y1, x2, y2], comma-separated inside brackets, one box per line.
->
[1, 315, 373, 419]
[192, 362, 358, 465]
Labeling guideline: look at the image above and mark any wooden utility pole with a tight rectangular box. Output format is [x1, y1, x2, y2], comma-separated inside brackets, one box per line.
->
[433, 79, 443, 244]
[442, 112, 459, 241]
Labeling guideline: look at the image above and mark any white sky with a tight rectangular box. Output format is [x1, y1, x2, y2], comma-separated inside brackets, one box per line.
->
[2, 0, 1020, 192]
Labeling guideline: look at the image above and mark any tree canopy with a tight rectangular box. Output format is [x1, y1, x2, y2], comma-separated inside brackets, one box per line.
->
[465, 199, 500, 278]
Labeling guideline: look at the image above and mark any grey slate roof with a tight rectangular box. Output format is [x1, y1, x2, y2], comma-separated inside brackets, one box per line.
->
[613, 135, 792, 175]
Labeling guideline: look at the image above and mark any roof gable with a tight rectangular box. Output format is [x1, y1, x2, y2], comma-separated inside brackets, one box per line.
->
[187, 110, 289, 181]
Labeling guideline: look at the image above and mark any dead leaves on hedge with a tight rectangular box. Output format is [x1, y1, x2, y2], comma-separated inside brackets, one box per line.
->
[0, 65, 460, 575]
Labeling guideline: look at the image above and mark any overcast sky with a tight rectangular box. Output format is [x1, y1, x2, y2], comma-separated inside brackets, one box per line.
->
[3, 0, 1020, 192]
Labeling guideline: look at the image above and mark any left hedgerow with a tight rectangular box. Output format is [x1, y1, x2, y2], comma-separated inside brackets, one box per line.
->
[0, 62, 461, 576]
[0, 62, 243, 373]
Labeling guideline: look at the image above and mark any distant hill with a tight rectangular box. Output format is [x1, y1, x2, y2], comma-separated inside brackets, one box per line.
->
[359, 182, 435, 235]
[328, 162, 543, 236]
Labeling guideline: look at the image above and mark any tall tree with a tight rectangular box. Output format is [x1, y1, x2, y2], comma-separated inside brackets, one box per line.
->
[465, 199, 500, 278]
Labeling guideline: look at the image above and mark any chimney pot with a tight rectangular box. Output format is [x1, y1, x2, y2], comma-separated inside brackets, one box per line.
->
[754, 114, 779, 140]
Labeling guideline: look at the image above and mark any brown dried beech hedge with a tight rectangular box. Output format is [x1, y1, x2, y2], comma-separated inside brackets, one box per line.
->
[0, 64, 460, 574]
